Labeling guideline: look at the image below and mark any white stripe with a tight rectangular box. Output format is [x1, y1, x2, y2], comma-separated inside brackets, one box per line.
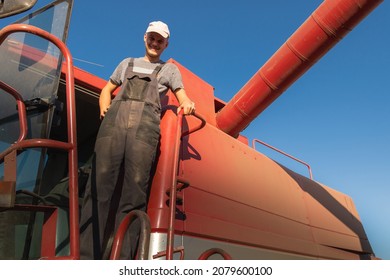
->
[133, 66, 154, 74]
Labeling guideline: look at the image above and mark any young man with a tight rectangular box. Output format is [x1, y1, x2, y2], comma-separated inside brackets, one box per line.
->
[79, 21, 195, 259]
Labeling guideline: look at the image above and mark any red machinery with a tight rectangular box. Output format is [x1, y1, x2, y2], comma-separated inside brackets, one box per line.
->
[0, 0, 384, 260]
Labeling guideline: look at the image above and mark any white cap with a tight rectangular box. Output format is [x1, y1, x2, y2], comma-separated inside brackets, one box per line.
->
[146, 21, 170, 38]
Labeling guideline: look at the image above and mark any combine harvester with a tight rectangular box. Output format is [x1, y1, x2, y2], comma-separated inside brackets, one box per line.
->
[0, 0, 384, 259]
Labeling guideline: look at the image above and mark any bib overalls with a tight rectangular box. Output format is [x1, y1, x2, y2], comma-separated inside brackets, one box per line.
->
[80, 59, 163, 259]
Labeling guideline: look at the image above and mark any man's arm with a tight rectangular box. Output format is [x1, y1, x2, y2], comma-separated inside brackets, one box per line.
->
[99, 80, 119, 119]
[175, 88, 195, 115]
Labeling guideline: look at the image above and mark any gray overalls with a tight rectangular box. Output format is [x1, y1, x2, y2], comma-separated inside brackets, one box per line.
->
[80, 59, 163, 259]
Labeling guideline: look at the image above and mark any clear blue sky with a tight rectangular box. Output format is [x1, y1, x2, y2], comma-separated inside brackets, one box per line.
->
[2, 0, 389, 259]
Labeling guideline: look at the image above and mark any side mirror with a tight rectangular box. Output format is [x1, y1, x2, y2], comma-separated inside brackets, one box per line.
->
[0, 0, 38, 19]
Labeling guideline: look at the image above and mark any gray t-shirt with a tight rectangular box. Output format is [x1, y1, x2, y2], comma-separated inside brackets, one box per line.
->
[109, 57, 184, 98]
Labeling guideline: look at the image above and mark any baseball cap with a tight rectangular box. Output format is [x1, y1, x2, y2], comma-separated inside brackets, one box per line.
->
[146, 21, 170, 38]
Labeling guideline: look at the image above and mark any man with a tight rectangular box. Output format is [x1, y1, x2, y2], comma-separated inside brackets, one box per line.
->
[79, 21, 195, 259]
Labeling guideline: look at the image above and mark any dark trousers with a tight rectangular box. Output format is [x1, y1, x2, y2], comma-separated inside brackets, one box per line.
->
[79, 101, 159, 259]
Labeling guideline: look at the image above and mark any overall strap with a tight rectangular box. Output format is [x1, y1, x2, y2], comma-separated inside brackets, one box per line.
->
[127, 58, 135, 69]
[152, 62, 165, 75]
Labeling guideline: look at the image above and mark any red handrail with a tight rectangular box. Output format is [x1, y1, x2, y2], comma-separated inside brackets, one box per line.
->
[198, 248, 233, 260]
[165, 110, 206, 260]
[110, 210, 151, 260]
[0, 81, 28, 143]
[166, 110, 184, 260]
[252, 138, 313, 180]
[0, 23, 79, 259]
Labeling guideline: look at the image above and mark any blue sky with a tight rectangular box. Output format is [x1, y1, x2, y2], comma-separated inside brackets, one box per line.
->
[2, 0, 389, 259]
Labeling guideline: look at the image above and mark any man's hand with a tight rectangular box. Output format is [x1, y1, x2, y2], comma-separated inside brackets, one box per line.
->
[99, 80, 118, 119]
[175, 88, 195, 115]
[177, 99, 195, 115]
[100, 104, 110, 119]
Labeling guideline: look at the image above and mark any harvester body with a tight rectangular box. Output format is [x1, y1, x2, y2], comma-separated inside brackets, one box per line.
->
[0, 0, 383, 259]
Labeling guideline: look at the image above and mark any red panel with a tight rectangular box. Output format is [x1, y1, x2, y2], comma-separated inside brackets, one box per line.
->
[181, 125, 310, 223]
[152, 119, 372, 258]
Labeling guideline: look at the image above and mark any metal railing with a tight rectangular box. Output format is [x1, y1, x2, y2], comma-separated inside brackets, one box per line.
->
[165, 109, 206, 260]
[109, 210, 151, 260]
[252, 138, 313, 180]
[198, 248, 232, 260]
[0, 24, 79, 259]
